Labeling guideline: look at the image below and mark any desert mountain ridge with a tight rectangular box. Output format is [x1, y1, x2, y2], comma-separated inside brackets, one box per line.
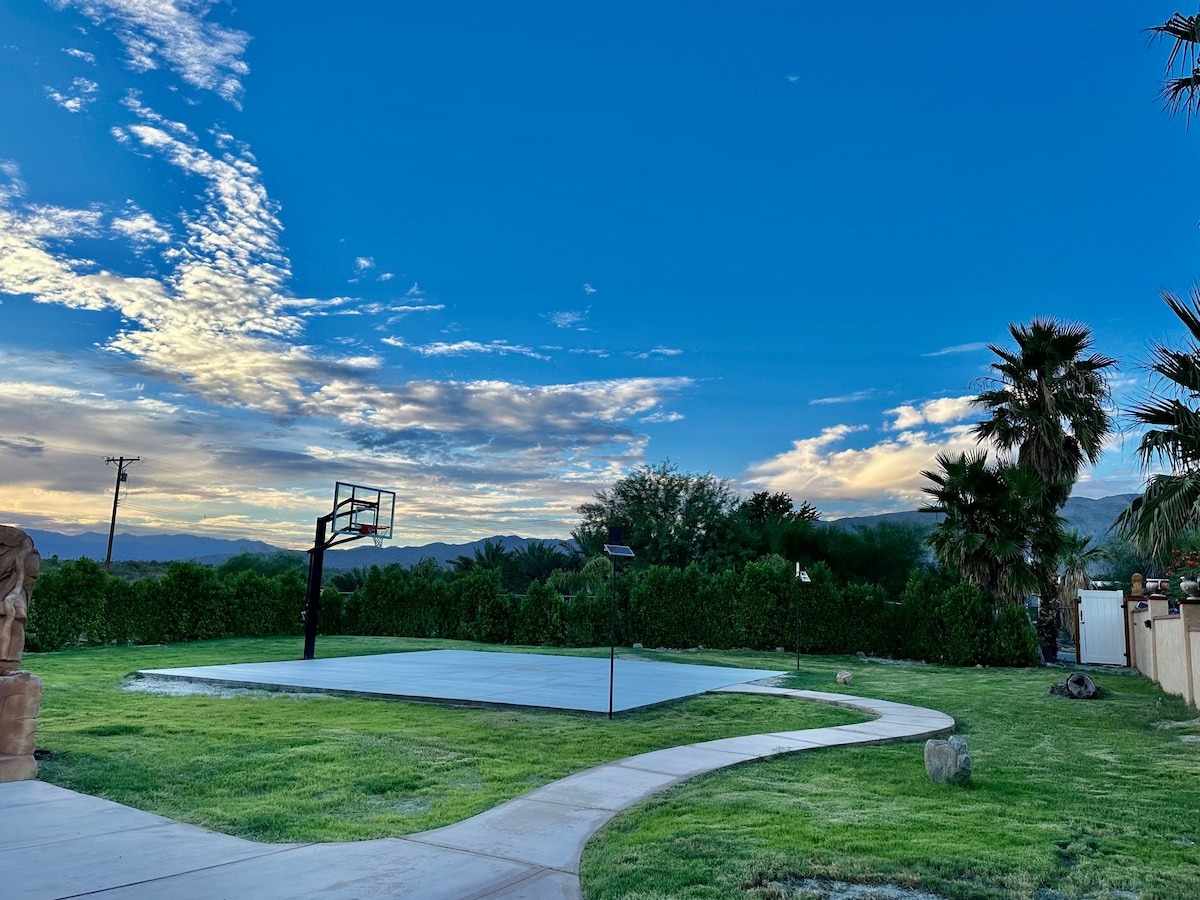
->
[13, 493, 1139, 566]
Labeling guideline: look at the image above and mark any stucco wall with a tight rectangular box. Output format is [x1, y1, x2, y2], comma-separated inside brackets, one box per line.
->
[1154, 616, 1187, 697]
[1128, 607, 1154, 678]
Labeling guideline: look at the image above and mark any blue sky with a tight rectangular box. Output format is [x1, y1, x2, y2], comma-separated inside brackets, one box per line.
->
[0, 1, 1196, 548]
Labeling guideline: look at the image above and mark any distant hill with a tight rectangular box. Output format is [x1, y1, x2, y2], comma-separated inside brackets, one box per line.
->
[829, 493, 1138, 541]
[21, 494, 1138, 566]
[19, 528, 571, 568]
[24, 530, 283, 563]
[325, 535, 573, 569]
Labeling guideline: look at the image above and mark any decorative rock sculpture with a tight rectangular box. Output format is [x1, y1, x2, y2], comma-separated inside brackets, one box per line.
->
[924, 735, 971, 785]
[0, 525, 42, 781]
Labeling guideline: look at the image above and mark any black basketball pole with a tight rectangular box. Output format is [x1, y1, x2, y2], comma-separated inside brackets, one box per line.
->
[302, 513, 333, 660]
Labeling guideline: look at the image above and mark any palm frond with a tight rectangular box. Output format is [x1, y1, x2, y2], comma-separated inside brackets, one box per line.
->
[1115, 472, 1200, 559]
[1147, 14, 1200, 74]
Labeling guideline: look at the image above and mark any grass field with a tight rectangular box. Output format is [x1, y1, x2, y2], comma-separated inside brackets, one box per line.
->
[22, 636, 860, 843]
[580, 656, 1200, 900]
[22, 638, 1200, 899]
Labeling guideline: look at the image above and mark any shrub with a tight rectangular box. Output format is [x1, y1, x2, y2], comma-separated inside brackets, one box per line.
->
[159, 561, 228, 641]
[992, 602, 1039, 667]
[26, 557, 107, 652]
[734, 558, 792, 649]
[515, 580, 564, 645]
[223, 570, 284, 637]
[629, 564, 707, 648]
[319, 585, 344, 635]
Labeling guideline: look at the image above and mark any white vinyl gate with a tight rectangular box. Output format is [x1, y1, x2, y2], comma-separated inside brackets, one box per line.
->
[1077, 589, 1126, 665]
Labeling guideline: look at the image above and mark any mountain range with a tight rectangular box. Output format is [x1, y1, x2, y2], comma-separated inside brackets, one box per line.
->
[17, 493, 1139, 567]
[20, 529, 566, 568]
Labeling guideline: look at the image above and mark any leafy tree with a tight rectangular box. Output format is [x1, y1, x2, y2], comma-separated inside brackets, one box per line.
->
[971, 317, 1115, 647]
[815, 520, 930, 599]
[327, 566, 370, 593]
[1116, 290, 1200, 558]
[734, 491, 822, 562]
[574, 461, 741, 569]
[737, 491, 820, 524]
[217, 551, 305, 580]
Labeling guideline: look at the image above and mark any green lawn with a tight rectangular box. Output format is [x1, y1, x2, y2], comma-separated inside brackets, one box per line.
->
[22, 636, 860, 843]
[23, 639, 1199, 899]
[580, 656, 1200, 900]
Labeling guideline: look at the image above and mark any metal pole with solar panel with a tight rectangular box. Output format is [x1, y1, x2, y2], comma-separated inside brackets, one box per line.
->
[603, 528, 635, 719]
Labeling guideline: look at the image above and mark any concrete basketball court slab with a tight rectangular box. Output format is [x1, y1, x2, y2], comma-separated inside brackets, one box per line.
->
[138, 649, 786, 713]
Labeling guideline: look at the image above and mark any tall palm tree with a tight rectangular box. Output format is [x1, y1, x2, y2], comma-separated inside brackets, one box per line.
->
[972, 318, 1116, 651]
[1116, 288, 1200, 558]
[974, 318, 1116, 489]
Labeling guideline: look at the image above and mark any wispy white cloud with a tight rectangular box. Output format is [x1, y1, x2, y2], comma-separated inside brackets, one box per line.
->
[111, 206, 170, 247]
[400, 339, 551, 361]
[57, 0, 252, 106]
[583, 283, 597, 294]
[810, 389, 878, 405]
[45, 76, 99, 112]
[543, 308, 589, 329]
[921, 341, 989, 358]
[62, 47, 96, 64]
[632, 347, 682, 360]
[641, 411, 684, 424]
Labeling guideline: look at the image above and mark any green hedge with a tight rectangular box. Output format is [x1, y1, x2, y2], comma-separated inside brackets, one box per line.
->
[23, 554, 1037, 669]
[25, 558, 307, 652]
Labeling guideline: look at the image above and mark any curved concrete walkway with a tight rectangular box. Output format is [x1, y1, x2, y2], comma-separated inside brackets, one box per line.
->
[0, 685, 953, 899]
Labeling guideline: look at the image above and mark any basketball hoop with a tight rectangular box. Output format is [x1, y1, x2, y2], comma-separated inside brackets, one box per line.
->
[304, 481, 398, 660]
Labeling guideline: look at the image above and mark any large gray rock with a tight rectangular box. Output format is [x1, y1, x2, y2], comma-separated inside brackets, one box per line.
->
[925, 735, 971, 785]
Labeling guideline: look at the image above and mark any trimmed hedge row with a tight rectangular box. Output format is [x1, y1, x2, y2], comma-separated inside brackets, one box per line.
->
[24, 555, 1037, 668]
[26, 558, 306, 652]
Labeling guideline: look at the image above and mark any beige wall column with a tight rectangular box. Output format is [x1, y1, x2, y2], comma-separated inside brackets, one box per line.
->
[1180, 599, 1200, 706]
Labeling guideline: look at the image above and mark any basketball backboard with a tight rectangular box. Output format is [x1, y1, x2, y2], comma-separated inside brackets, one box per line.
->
[331, 482, 395, 543]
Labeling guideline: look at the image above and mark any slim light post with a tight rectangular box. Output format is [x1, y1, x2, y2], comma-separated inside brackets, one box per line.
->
[795, 563, 810, 671]
[604, 534, 635, 720]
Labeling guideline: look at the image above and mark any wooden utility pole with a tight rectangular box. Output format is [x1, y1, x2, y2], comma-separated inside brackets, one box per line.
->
[104, 456, 140, 571]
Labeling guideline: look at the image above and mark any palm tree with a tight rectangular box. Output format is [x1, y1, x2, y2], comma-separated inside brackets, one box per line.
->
[513, 541, 578, 586]
[1149, 13, 1200, 121]
[974, 318, 1116, 489]
[921, 450, 1056, 608]
[1116, 288, 1200, 558]
[1056, 530, 1110, 643]
[972, 318, 1116, 651]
